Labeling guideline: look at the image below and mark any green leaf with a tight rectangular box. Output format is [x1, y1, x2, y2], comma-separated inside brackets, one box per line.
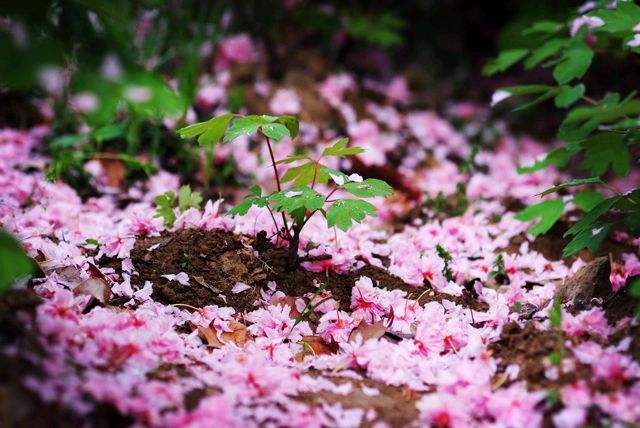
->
[563, 222, 612, 257]
[558, 98, 640, 142]
[343, 179, 393, 198]
[512, 88, 559, 112]
[223, 115, 275, 142]
[198, 113, 233, 147]
[321, 138, 365, 158]
[553, 43, 593, 84]
[49, 134, 85, 151]
[630, 277, 640, 298]
[91, 123, 127, 142]
[580, 133, 630, 177]
[594, 2, 640, 34]
[483, 49, 529, 76]
[564, 196, 621, 237]
[616, 189, 640, 212]
[517, 144, 580, 174]
[280, 162, 317, 187]
[524, 38, 567, 70]
[499, 85, 554, 96]
[178, 185, 202, 212]
[275, 154, 309, 165]
[154, 191, 177, 227]
[573, 191, 605, 212]
[178, 113, 233, 147]
[228, 186, 268, 217]
[270, 187, 326, 214]
[228, 198, 255, 217]
[522, 20, 563, 35]
[0, 230, 35, 293]
[538, 177, 603, 197]
[515, 199, 566, 235]
[276, 116, 299, 138]
[326, 199, 377, 231]
[261, 122, 291, 141]
[554, 84, 585, 108]
[549, 297, 562, 328]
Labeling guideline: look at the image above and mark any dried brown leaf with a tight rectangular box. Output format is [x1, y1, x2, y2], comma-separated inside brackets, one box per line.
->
[348, 320, 386, 342]
[75, 277, 111, 304]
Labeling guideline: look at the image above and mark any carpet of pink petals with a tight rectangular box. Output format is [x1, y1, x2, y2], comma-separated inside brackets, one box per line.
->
[2, 34, 640, 428]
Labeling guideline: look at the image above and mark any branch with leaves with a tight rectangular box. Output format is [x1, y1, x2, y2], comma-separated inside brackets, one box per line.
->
[486, 1, 640, 257]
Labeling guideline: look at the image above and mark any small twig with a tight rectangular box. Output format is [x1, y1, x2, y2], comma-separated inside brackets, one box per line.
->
[171, 303, 200, 311]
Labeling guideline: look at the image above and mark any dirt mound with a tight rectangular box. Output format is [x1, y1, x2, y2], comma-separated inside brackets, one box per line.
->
[131, 229, 268, 312]
[130, 229, 488, 313]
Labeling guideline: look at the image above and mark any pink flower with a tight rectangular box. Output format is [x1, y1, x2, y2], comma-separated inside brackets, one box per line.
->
[214, 34, 257, 71]
[232, 282, 251, 294]
[161, 272, 190, 285]
[385, 76, 411, 105]
[318, 73, 355, 106]
[269, 88, 301, 115]
[592, 352, 638, 387]
[570, 16, 604, 37]
[552, 407, 586, 428]
[418, 393, 470, 427]
[486, 384, 544, 428]
[317, 310, 356, 342]
[350, 276, 387, 322]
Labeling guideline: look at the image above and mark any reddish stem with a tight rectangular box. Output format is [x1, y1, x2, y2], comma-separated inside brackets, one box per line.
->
[263, 133, 291, 238]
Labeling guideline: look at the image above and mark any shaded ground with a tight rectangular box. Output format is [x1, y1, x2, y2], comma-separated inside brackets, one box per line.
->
[130, 228, 488, 314]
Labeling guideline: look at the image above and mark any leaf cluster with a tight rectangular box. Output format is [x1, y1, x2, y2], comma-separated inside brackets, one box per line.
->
[154, 185, 203, 227]
[486, 1, 640, 257]
[179, 116, 393, 238]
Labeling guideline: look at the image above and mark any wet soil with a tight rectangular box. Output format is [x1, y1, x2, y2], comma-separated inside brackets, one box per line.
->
[130, 228, 488, 313]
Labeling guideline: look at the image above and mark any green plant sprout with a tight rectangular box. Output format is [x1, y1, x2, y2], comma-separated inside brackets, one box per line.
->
[178, 114, 393, 268]
[548, 297, 565, 367]
[489, 253, 509, 284]
[436, 244, 454, 282]
[154, 185, 203, 228]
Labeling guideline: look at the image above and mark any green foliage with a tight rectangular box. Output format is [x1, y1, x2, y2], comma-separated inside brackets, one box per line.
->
[436, 244, 454, 282]
[346, 12, 404, 48]
[580, 133, 630, 177]
[178, 113, 233, 147]
[326, 199, 377, 231]
[552, 39, 593, 84]
[573, 191, 604, 212]
[555, 84, 585, 108]
[178, 185, 203, 212]
[154, 192, 177, 228]
[539, 177, 603, 197]
[483, 49, 529, 75]
[154, 185, 202, 227]
[343, 179, 393, 198]
[181, 114, 392, 265]
[424, 183, 469, 218]
[630, 277, 640, 318]
[487, 1, 640, 257]
[489, 254, 508, 283]
[515, 199, 566, 236]
[0, 230, 35, 294]
[549, 297, 563, 328]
